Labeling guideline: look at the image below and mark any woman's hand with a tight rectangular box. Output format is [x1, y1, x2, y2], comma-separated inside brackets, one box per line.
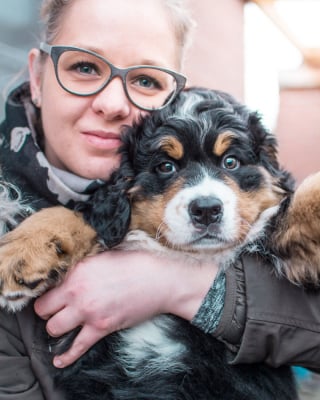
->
[34, 250, 218, 368]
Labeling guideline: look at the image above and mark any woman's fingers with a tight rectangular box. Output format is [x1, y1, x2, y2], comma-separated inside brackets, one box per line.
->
[34, 286, 66, 320]
[53, 324, 112, 368]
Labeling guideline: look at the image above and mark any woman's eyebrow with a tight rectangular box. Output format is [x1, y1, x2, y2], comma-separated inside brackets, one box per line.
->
[63, 44, 166, 66]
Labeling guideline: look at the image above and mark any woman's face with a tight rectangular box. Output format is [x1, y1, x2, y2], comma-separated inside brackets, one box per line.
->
[29, 0, 179, 180]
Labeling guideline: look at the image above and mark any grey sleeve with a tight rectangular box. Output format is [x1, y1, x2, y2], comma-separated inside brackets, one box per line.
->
[0, 309, 44, 400]
[191, 272, 226, 333]
[191, 260, 246, 354]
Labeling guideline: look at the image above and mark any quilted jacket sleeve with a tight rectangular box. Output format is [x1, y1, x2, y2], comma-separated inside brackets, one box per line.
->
[215, 255, 320, 371]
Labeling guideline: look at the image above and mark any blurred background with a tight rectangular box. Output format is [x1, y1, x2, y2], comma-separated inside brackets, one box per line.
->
[0, 0, 40, 109]
[0, 0, 319, 398]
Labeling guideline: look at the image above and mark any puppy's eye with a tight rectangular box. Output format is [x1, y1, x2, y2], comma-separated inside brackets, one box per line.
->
[222, 155, 240, 170]
[155, 161, 177, 176]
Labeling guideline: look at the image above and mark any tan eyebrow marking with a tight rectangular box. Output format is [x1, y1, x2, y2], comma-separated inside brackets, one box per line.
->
[159, 136, 184, 160]
[213, 131, 238, 157]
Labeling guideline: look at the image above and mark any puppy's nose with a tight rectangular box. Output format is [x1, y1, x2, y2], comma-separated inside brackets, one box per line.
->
[189, 197, 223, 227]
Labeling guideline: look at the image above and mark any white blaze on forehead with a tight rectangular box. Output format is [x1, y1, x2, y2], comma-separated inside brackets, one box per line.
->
[167, 92, 213, 135]
[163, 173, 238, 245]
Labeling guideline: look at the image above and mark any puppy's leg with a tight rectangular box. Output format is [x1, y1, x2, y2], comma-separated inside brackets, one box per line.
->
[0, 206, 99, 312]
[273, 171, 320, 286]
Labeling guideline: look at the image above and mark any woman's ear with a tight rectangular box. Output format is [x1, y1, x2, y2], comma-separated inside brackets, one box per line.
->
[28, 48, 42, 107]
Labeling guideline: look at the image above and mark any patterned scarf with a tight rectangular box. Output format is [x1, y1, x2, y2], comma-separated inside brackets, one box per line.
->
[0, 82, 104, 213]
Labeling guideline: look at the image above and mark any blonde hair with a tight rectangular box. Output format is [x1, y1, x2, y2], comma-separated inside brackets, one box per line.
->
[40, 0, 195, 68]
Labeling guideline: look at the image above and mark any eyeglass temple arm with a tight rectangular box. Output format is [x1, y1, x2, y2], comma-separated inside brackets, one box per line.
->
[39, 42, 52, 55]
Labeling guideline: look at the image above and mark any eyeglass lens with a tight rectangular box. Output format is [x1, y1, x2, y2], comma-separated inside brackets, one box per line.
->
[56, 50, 178, 109]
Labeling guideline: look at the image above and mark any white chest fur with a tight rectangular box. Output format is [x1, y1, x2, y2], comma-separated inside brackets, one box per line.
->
[117, 315, 189, 378]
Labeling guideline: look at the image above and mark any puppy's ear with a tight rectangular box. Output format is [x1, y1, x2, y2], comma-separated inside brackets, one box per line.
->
[247, 112, 294, 192]
[75, 170, 133, 248]
[247, 112, 278, 168]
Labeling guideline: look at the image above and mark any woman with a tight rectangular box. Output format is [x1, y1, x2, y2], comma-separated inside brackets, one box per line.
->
[0, 0, 320, 399]
[1, 1, 223, 398]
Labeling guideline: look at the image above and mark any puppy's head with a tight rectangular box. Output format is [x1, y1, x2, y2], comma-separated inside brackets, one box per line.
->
[119, 87, 294, 254]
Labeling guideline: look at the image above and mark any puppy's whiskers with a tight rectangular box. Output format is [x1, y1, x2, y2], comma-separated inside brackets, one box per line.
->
[155, 222, 166, 241]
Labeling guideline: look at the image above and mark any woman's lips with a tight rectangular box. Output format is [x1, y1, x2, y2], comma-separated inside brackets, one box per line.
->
[81, 130, 122, 150]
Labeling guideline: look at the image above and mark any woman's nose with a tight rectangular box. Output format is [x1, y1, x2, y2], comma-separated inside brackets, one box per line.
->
[91, 77, 132, 120]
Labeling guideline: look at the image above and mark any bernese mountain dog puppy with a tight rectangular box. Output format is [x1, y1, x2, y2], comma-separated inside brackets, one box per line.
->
[1, 87, 320, 399]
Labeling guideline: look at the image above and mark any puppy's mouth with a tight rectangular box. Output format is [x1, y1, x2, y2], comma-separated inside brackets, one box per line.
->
[196, 222, 221, 236]
[190, 232, 228, 246]
[177, 225, 234, 251]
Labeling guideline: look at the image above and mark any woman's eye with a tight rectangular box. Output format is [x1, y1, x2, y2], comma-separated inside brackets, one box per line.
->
[155, 162, 176, 175]
[134, 76, 161, 89]
[222, 155, 240, 170]
[71, 62, 99, 76]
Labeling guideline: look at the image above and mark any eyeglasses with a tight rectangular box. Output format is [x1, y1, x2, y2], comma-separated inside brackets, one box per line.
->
[40, 42, 186, 111]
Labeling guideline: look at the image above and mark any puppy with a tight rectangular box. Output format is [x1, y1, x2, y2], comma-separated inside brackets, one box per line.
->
[1, 87, 320, 399]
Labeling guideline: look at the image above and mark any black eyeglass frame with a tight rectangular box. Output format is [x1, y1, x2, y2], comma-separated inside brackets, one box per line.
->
[39, 42, 187, 111]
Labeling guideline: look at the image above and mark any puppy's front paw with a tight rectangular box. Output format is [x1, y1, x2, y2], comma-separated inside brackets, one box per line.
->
[0, 207, 99, 312]
[276, 172, 320, 286]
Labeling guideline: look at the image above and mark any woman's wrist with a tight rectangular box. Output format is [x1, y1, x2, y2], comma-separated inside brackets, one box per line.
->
[160, 257, 220, 322]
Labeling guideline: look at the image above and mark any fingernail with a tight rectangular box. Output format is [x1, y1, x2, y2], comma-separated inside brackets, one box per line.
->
[54, 358, 63, 368]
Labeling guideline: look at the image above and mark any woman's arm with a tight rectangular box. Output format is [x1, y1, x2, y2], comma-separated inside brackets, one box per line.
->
[34, 250, 219, 368]
[35, 248, 320, 371]
[213, 254, 320, 370]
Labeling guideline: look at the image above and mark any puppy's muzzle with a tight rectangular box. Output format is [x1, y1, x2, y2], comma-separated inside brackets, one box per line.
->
[188, 196, 223, 230]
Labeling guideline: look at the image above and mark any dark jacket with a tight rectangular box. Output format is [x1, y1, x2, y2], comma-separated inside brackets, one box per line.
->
[0, 304, 63, 400]
[1, 83, 320, 399]
[217, 255, 320, 370]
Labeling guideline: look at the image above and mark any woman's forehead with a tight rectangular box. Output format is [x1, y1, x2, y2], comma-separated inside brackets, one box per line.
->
[55, 0, 175, 44]
[54, 0, 180, 69]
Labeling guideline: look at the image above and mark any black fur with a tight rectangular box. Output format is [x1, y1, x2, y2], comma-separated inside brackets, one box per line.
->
[55, 317, 295, 400]
[76, 172, 132, 248]
[55, 88, 297, 399]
